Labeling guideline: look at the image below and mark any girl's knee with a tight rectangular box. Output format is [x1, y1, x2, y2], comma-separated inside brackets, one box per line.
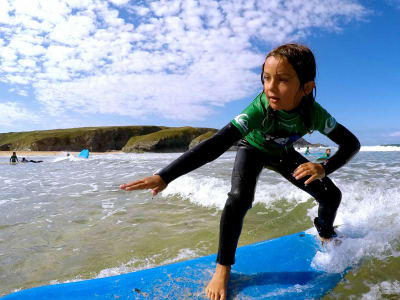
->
[328, 184, 342, 206]
[225, 190, 253, 212]
[315, 180, 342, 208]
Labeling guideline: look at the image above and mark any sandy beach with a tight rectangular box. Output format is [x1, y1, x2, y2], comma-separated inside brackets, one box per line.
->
[0, 151, 123, 157]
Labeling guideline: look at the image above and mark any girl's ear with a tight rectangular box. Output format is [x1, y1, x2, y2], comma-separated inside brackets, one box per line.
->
[303, 81, 315, 95]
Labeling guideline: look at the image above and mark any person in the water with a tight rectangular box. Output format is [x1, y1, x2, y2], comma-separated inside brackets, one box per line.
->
[21, 157, 43, 163]
[120, 43, 360, 300]
[317, 148, 332, 161]
[324, 148, 332, 158]
[305, 146, 310, 155]
[9, 152, 19, 164]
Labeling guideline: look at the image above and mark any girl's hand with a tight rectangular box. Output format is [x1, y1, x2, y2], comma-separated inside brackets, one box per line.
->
[293, 162, 325, 185]
[120, 175, 167, 196]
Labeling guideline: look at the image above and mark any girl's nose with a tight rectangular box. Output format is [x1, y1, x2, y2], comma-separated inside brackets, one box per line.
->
[265, 78, 278, 92]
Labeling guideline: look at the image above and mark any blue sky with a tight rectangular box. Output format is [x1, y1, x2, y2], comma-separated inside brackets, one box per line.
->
[0, 0, 399, 145]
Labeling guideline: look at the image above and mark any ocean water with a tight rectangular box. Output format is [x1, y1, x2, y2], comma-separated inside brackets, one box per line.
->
[0, 146, 399, 299]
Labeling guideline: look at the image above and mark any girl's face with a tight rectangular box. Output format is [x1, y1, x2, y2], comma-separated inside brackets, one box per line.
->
[263, 55, 313, 111]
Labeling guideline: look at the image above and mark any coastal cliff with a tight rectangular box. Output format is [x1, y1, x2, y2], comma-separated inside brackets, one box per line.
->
[0, 126, 164, 152]
[122, 127, 214, 152]
[0, 126, 318, 153]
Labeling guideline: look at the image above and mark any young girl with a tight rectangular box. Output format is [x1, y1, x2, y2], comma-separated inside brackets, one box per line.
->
[120, 43, 360, 300]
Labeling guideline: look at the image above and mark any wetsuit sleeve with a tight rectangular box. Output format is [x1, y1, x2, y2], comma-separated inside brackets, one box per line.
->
[322, 123, 361, 175]
[155, 123, 242, 184]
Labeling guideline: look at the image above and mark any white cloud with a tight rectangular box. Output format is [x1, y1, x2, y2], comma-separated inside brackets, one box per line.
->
[8, 88, 28, 97]
[0, 101, 40, 126]
[389, 131, 400, 137]
[0, 0, 368, 123]
[108, 0, 130, 6]
[49, 15, 95, 44]
[385, 0, 400, 9]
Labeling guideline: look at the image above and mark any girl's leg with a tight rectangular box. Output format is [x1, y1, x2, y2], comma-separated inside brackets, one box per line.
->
[217, 140, 265, 265]
[207, 140, 264, 300]
[269, 149, 342, 238]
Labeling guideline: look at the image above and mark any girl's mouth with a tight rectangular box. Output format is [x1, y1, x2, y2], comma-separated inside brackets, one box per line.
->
[268, 96, 280, 102]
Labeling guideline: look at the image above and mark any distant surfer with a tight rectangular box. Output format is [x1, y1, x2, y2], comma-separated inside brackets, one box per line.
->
[305, 146, 310, 155]
[323, 148, 331, 158]
[9, 152, 19, 164]
[120, 44, 360, 300]
[21, 157, 43, 163]
[317, 148, 332, 162]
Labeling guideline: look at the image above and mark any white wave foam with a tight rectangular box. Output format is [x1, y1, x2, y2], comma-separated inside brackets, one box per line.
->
[162, 248, 199, 265]
[52, 157, 69, 162]
[254, 181, 310, 207]
[162, 175, 230, 209]
[96, 258, 142, 278]
[299, 145, 400, 152]
[310, 182, 400, 273]
[162, 173, 311, 210]
[361, 145, 400, 151]
[52, 155, 84, 162]
[361, 280, 400, 299]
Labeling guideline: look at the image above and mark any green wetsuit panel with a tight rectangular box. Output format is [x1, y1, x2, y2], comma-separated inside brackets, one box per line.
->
[231, 92, 338, 155]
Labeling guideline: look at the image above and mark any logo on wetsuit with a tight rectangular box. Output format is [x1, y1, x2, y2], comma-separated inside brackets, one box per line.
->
[323, 117, 337, 134]
[234, 114, 249, 132]
[262, 133, 301, 147]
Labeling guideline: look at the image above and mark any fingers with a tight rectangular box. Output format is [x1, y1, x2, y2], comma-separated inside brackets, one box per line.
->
[119, 179, 146, 191]
[120, 175, 167, 194]
[304, 174, 318, 185]
[293, 168, 310, 180]
[293, 163, 312, 180]
[152, 186, 161, 196]
[293, 162, 325, 185]
[120, 178, 154, 191]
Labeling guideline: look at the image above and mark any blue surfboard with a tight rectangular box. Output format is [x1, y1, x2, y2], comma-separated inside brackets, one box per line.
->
[2, 231, 344, 299]
[78, 149, 89, 159]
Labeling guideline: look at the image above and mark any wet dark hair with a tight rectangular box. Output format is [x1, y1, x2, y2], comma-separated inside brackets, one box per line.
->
[261, 43, 316, 133]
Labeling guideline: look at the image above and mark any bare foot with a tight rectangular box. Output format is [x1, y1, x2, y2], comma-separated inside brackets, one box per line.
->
[317, 235, 342, 246]
[317, 234, 331, 243]
[206, 263, 231, 300]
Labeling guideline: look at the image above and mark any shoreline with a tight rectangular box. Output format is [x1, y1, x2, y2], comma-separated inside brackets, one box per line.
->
[0, 150, 123, 157]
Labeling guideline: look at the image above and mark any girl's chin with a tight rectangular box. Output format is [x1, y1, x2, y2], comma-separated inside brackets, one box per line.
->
[269, 103, 282, 110]
[269, 102, 297, 111]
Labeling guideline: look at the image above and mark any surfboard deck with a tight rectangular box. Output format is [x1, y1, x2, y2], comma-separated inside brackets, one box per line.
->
[78, 149, 89, 159]
[2, 231, 344, 299]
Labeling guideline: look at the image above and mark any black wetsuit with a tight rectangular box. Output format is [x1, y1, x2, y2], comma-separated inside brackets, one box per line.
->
[10, 155, 19, 163]
[156, 93, 360, 266]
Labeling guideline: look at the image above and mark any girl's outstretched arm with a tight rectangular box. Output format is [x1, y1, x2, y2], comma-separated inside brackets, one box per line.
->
[155, 123, 242, 184]
[120, 123, 242, 194]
